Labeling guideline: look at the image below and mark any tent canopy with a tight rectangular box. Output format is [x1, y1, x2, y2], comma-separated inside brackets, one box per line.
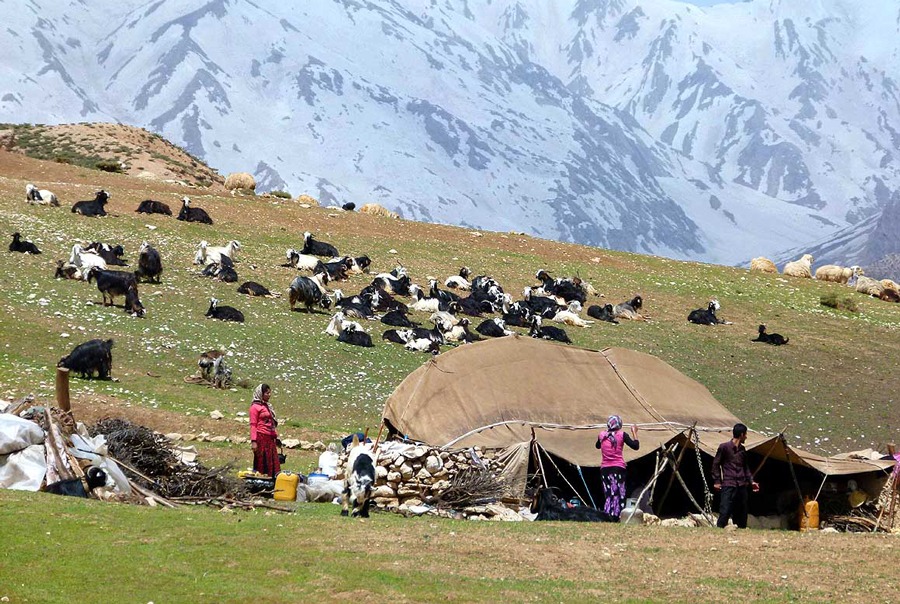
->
[383, 336, 893, 476]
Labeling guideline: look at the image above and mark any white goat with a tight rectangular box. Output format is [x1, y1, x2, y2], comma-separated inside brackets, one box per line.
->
[286, 249, 322, 271]
[325, 311, 363, 337]
[549, 309, 594, 328]
[199, 240, 241, 266]
[25, 183, 59, 206]
[68, 244, 107, 275]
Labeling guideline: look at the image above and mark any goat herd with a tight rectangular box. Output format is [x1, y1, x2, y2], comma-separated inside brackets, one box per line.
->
[12, 180, 852, 380]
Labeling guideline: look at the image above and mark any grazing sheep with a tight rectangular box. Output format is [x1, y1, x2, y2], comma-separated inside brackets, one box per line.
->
[587, 304, 618, 324]
[752, 325, 789, 346]
[135, 199, 172, 215]
[237, 281, 272, 297]
[814, 265, 860, 284]
[71, 190, 110, 217]
[359, 203, 399, 219]
[25, 183, 59, 206]
[288, 273, 332, 312]
[749, 257, 777, 273]
[301, 232, 339, 257]
[782, 254, 814, 279]
[341, 435, 376, 517]
[337, 324, 374, 347]
[687, 299, 732, 325]
[205, 298, 244, 323]
[177, 197, 213, 224]
[855, 276, 885, 298]
[224, 172, 256, 192]
[9, 232, 41, 254]
[135, 242, 162, 283]
[613, 295, 645, 321]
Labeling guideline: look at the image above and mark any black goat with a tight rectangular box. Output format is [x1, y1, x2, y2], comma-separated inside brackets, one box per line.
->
[337, 325, 374, 347]
[301, 231, 338, 257]
[85, 267, 137, 307]
[9, 232, 41, 254]
[237, 281, 272, 296]
[85, 241, 127, 266]
[206, 298, 244, 322]
[476, 318, 512, 338]
[530, 487, 611, 522]
[341, 202, 356, 211]
[321, 257, 353, 281]
[177, 197, 213, 224]
[688, 299, 731, 325]
[752, 324, 789, 345]
[202, 255, 238, 283]
[135, 242, 162, 283]
[381, 309, 417, 328]
[353, 255, 372, 273]
[587, 304, 619, 324]
[502, 302, 532, 327]
[71, 190, 110, 217]
[54, 260, 80, 280]
[58, 339, 114, 379]
[529, 315, 571, 343]
[135, 199, 172, 215]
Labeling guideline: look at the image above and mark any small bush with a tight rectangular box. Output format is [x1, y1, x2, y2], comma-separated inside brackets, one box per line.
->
[820, 292, 859, 312]
[269, 190, 291, 199]
[95, 159, 124, 173]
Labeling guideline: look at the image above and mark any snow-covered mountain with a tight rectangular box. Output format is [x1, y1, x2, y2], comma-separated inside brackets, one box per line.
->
[1, 0, 898, 266]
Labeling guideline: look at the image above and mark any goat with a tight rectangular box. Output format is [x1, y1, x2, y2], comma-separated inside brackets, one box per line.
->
[613, 295, 645, 321]
[443, 318, 479, 343]
[202, 255, 238, 283]
[9, 232, 41, 254]
[123, 283, 146, 317]
[85, 241, 127, 266]
[353, 255, 372, 273]
[342, 202, 356, 211]
[429, 279, 460, 304]
[325, 311, 364, 337]
[301, 231, 339, 257]
[409, 289, 457, 313]
[341, 435, 376, 517]
[25, 183, 59, 206]
[197, 350, 225, 381]
[382, 328, 415, 345]
[334, 290, 377, 320]
[337, 324, 375, 347]
[529, 315, 571, 343]
[752, 324, 789, 345]
[237, 281, 272, 297]
[288, 273, 332, 313]
[134, 242, 163, 283]
[285, 249, 325, 272]
[476, 318, 514, 338]
[71, 190, 110, 217]
[54, 260, 80, 280]
[205, 298, 245, 322]
[372, 273, 412, 296]
[587, 304, 619, 324]
[380, 309, 417, 328]
[502, 302, 532, 327]
[58, 339, 114, 379]
[545, 308, 593, 328]
[200, 240, 241, 266]
[84, 267, 137, 306]
[404, 337, 441, 354]
[135, 199, 172, 215]
[69, 244, 107, 275]
[321, 256, 353, 282]
[177, 197, 213, 224]
[445, 266, 472, 290]
[530, 487, 611, 522]
[687, 299, 732, 325]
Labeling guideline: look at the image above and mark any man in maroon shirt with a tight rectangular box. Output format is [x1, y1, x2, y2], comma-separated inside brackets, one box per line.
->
[711, 423, 760, 528]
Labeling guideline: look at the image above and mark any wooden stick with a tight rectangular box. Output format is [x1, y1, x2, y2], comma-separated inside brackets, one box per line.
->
[55, 367, 71, 412]
[372, 421, 386, 450]
[657, 435, 689, 515]
[624, 445, 672, 524]
[752, 429, 786, 478]
[129, 480, 177, 508]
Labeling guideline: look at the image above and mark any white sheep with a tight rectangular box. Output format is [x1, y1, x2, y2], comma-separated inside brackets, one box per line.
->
[855, 276, 885, 298]
[782, 254, 814, 278]
[749, 257, 778, 273]
[359, 203, 399, 219]
[25, 183, 59, 206]
[880, 279, 899, 292]
[814, 265, 861, 284]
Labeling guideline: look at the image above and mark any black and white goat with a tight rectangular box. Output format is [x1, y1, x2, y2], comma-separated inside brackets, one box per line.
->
[475, 318, 514, 338]
[613, 295, 645, 321]
[380, 309, 417, 328]
[135, 199, 172, 215]
[84, 267, 139, 308]
[134, 242, 162, 283]
[444, 266, 472, 290]
[529, 315, 571, 343]
[587, 304, 619, 324]
[372, 271, 412, 296]
[177, 196, 213, 224]
[333, 289, 377, 320]
[530, 487, 611, 522]
[288, 273, 332, 313]
[337, 324, 375, 348]
[205, 298, 244, 322]
[71, 190, 110, 217]
[285, 249, 326, 272]
[196, 240, 241, 266]
[341, 435, 376, 518]
[54, 260, 80, 280]
[9, 232, 41, 254]
[202, 254, 238, 283]
[325, 310, 364, 337]
[752, 325, 789, 345]
[25, 183, 59, 206]
[321, 256, 353, 281]
[301, 231, 339, 257]
[85, 241, 127, 266]
[237, 281, 272, 297]
[443, 318, 479, 343]
[687, 299, 732, 325]
[69, 244, 108, 274]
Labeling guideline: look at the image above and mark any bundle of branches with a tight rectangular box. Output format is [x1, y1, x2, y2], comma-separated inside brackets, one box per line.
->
[825, 513, 879, 533]
[437, 467, 506, 508]
[88, 417, 247, 500]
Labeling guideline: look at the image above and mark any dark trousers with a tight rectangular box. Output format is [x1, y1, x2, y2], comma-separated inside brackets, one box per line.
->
[717, 485, 749, 528]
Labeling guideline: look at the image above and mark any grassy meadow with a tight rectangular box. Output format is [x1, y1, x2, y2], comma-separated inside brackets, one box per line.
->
[0, 138, 898, 603]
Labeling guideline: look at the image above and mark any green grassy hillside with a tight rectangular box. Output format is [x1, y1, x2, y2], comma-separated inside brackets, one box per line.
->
[1, 145, 898, 460]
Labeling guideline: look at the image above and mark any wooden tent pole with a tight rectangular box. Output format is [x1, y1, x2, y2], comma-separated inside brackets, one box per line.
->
[624, 444, 673, 524]
[664, 448, 714, 525]
[657, 427, 693, 515]
[751, 426, 788, 478]
[55, 367, 70, 412]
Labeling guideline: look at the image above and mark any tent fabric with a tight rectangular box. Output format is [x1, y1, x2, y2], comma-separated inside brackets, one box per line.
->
[383, 336, 893, 477]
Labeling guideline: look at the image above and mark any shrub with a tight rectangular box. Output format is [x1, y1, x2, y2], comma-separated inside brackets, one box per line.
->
[95, 159, 124, 173]
[269, 190, 291, 199]
[820, 292, 859, 312]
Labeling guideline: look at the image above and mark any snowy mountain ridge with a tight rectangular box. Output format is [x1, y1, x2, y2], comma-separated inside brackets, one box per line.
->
[1, 0, 898, 266]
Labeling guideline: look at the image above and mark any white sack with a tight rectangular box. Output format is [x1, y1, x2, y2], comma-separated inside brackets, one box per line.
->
[0, 414, 45, 455]
[0, 444, 47, 490]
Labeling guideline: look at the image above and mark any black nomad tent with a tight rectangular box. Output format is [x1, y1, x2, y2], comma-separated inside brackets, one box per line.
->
[383, 336, 896, 525]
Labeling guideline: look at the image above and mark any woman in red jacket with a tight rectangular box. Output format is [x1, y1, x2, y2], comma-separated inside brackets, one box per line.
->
[249, 383, 280, 476]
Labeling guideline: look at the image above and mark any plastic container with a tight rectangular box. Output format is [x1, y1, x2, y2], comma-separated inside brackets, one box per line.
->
[274, 471, 300, 501]
[798, 497, 819, 531]
[307, 472, 329, 485]
[620, 497, 643, 524]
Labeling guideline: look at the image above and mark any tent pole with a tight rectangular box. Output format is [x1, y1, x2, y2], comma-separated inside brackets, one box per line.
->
[576, 465, 598, 510]
[781, 434, 808, 521]
[664, 448, 714, 525]
[531, 432, 548, 489]
[751, 426, 788, 478]
[624, 445, 672, 524]
[657, 426, 693, 515]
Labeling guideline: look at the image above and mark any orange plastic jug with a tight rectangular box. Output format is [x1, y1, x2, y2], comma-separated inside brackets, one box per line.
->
[798, 497, 819, 531]
[274, 471, 299, 501]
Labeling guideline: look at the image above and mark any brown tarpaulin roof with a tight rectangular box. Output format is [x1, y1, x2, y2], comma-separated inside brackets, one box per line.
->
[383, 336, 894, 476]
